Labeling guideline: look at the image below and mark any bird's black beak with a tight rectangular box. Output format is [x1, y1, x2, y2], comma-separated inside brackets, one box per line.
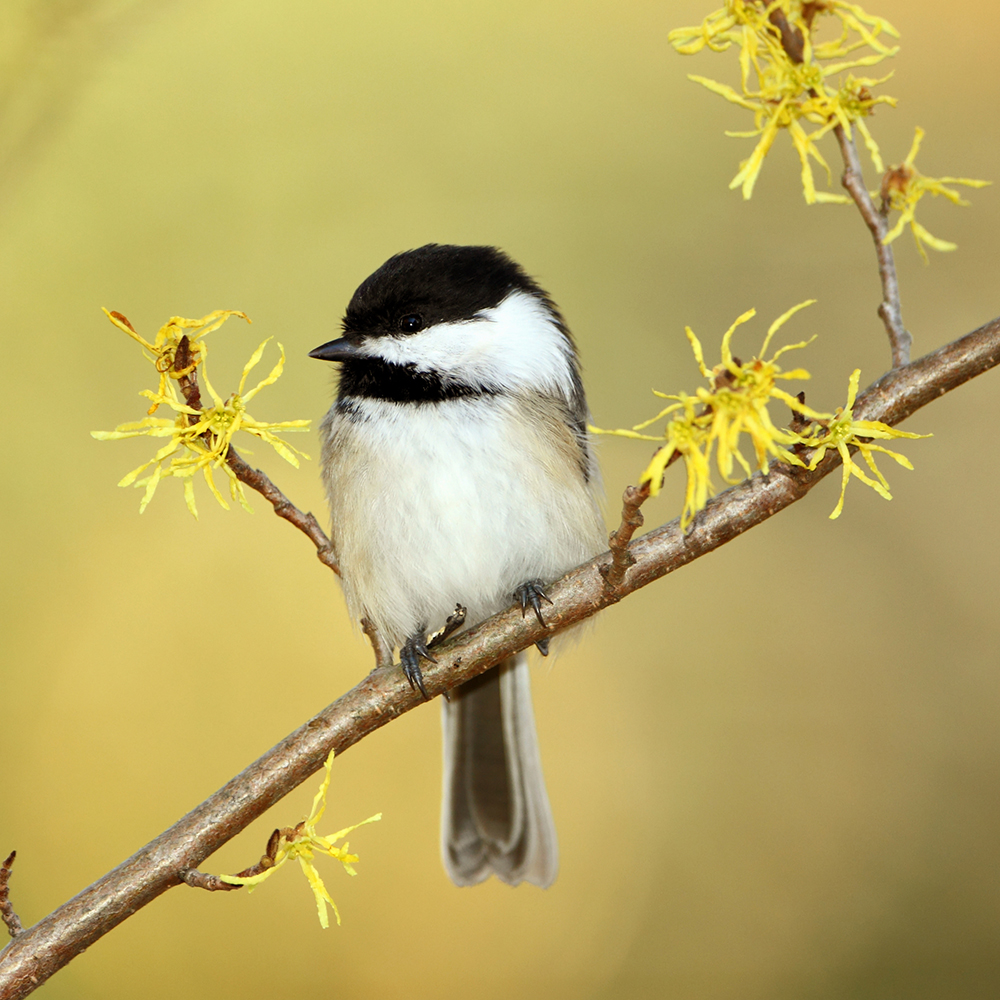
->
[308, 337, 363, 362]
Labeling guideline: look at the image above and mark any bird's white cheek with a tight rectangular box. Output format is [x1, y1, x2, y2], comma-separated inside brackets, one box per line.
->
[359, 290, 578, 398]
[367, 325, 497, 376]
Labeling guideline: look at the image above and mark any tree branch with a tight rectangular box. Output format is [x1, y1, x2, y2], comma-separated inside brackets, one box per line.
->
[833, 123, 912, 368]
[2, 315, 998, 999]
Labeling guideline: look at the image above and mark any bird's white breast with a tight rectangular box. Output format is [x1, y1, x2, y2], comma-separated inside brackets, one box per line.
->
[321, 393, 604, 648]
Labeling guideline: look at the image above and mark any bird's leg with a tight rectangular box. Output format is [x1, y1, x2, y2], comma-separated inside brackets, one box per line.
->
[514, 579, 553, 655]
[400, 628, 437, 700]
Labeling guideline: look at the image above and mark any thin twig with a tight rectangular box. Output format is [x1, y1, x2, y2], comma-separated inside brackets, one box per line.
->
[360, 617, 394, 671]
[224, 449, 339, 575]
[172, 338, 339, 575]
[602, 439, 686, 591]
[763, 8, 911, 368]
[180, 828, 281, 892]
[178, 870, 242, 892]
[1, 316, 998, 999]
[601, 482, 650, 590]
[833, 124, 912, 368]
[0, 855, 23, 940]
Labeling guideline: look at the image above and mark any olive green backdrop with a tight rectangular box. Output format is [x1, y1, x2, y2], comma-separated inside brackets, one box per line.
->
[1, 1, 998, 997]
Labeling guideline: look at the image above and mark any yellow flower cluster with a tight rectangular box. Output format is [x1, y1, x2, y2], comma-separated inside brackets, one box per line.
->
[220, 751, 381, 929]
[880, 127, 991, 261]
[670, 1, 899, 202]
[92, 309, 310, 517]
[592, 304, 928, 527]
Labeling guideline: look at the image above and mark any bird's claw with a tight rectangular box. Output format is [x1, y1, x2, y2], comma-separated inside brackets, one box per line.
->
[400, 630, 437, 700]
[515, 579, 553, 628]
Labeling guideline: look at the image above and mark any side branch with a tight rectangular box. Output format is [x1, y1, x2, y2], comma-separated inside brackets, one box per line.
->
[224, 449, 339, 574]
[172, 338, 339, 575]
[0, 855, 23, 940]
[834, 124, 912, 368]
[2, 316, 998, 999]
[764, 10, 910, 368]
[601, 483, 650, 590]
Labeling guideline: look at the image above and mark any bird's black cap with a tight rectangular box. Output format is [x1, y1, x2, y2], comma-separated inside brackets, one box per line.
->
[343, 244, 548, 337]
[308, 244, 560, 363]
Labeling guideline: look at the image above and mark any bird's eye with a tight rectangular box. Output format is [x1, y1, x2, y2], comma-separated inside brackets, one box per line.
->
[399, 314, 423, 333]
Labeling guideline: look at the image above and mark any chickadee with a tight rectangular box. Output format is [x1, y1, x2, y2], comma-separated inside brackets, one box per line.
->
[309, 244, 604, 887]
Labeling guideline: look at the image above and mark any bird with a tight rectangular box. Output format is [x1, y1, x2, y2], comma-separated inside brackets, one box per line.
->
[309, 244, 605, 887]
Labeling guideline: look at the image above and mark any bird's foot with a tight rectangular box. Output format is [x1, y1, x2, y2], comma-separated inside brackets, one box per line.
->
[515, 579, 553, 627]
[515, 579, 554, 655]
[400, 629, 437, 700]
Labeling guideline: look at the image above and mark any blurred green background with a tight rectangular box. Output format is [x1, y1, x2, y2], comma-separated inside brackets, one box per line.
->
[1, 1, 998, 997]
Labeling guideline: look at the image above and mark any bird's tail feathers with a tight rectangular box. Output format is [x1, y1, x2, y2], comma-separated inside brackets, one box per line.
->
[441, 653, 558, 888]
